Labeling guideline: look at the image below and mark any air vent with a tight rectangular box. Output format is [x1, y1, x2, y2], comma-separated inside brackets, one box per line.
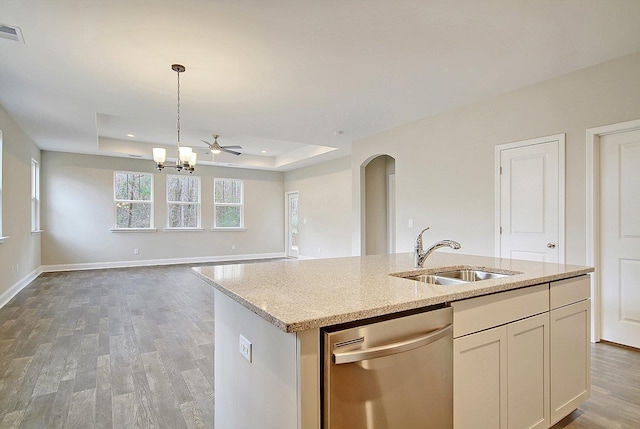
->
[0, 24, 24, 43]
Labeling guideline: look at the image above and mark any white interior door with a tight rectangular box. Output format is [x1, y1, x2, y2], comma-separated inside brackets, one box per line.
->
[600, 130, 640, 348]
[497, 136, 564, 262]
[286, 192, 299, 258]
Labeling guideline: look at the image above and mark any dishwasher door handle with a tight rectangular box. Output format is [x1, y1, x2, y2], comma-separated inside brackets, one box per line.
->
[333, 323, 452, 364]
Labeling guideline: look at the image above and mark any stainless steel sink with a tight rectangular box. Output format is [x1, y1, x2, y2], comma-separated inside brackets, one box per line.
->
[435, 269, 512, 282]
[402, 274, 468, 286]
[393, 267, 517, 286]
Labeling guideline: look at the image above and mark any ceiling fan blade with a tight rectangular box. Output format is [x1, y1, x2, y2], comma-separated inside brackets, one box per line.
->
[221, 145, 243, 149]
[200, 139, 213, 147]
[221, 148, 241, 155]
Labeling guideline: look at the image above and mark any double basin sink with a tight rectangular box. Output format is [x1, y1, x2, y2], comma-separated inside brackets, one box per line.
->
[394, 268, 518, 286]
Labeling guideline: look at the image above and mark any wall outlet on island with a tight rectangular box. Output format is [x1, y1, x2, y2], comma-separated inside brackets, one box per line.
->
[133, 248, 139, 255]
[239, 334, 252, 363]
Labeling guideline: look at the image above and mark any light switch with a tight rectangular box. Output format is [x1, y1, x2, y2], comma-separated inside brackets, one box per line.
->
[408, 218, 414, 228]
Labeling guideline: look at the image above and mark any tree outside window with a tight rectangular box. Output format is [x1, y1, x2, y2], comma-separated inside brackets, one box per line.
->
[214, 178, 243, 228]
[167, 175, 201, 228]
[114, 171, 153, 229]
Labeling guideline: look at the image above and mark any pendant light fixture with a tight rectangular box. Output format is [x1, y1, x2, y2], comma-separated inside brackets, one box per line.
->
[152, 64, 197, 173]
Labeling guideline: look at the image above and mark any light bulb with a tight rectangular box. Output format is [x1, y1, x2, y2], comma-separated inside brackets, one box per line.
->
[189, 152, 197, 166]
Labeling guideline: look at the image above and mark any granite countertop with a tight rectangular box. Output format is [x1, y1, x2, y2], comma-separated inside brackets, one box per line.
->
[193, 252, 593, 333]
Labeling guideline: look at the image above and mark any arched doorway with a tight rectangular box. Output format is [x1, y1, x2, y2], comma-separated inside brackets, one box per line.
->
[362, 154, 396, 255]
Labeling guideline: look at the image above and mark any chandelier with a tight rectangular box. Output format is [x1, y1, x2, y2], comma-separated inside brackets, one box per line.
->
[152, 64, 197, 173]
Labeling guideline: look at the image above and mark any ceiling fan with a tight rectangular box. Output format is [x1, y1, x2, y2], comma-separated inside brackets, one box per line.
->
[200, 134, 243, 156]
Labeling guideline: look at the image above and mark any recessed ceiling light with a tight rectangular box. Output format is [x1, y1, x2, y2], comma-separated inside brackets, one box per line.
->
[335, 130, 345, 136]
[127, 133, 135, 138]
[261, 150, 267, 153]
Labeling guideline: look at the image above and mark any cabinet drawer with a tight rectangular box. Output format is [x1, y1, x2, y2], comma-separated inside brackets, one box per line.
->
[550, 275, 590, 310]
[452, 284, 549, 338]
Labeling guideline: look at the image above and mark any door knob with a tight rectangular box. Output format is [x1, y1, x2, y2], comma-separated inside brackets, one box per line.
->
[547, 243, 556, 249]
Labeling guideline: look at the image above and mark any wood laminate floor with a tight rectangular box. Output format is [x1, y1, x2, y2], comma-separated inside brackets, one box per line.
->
[0, 265, 215, 428]
[0, 264, 639, 428]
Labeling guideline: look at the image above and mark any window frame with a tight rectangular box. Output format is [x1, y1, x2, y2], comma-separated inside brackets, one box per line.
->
[166, 174, 202, 230]
[0, 130, 4, 243]
[31, 158, 42, 233]
[112, 170, 155, 231]
[213, 178, 245, 230]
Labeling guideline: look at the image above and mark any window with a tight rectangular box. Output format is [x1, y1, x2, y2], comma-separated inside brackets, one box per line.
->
[113, 171, 153, 229]
[167, 175, 201, 228]
[0, 131, 3, 241]
[31, 159, 41, 232]
[214, 178, 244, 228]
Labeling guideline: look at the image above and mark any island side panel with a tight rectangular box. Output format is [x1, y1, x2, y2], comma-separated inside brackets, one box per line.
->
[215, 290, 298, 429]
[297, 328, 321, 429]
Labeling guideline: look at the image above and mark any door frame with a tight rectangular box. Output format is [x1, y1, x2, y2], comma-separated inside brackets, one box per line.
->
[285, 190, 299, 258]
[586, 118, 640, 343]
[494, 134, 566, 261]
[387, 173, 396, 254]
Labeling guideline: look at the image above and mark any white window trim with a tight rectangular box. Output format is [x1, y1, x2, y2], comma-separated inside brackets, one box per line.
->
[31, 158, 41, 233]
[111, 228, 157, 233]
[166, 174, 202, 229]
[213, 178, 245, 229]
[164, 228, 205, 232]
[0, 130, 3, 240]
[113, 170, 154, 230]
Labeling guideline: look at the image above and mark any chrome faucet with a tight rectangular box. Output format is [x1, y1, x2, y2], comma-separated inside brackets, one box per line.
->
[414, 227, 462, 268]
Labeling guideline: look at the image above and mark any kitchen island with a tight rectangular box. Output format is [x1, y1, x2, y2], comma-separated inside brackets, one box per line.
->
[194, 253, 594, 428]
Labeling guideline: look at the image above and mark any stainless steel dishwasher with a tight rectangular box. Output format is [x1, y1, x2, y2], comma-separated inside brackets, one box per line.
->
[322, 306, 453, 428]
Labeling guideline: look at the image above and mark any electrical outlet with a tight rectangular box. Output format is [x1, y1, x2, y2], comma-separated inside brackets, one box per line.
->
[239, 334, 252, 363]
[231, 244, 236, 250]
[134, 248, 139, 255]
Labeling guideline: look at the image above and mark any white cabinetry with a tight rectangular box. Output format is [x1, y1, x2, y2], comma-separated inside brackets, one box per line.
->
[453, 276, 590, 429]
[453, 284, 549, 429]
[454, 325, 507, 429]
[549, 277, 591, 425]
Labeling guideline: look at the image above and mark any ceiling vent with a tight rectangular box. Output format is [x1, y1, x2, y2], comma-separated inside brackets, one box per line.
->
[0, 24, 24, 43]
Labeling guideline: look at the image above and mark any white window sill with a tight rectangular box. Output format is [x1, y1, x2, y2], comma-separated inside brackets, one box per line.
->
[111, 228, 158, 233]
[31, 230, 44, 235]
[211, 227, 247, 231]
[164, 228, 204, 232]
[0, 236, 8, 244]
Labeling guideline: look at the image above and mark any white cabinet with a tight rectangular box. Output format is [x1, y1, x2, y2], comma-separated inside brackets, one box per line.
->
[453, 312, 549, 429]
[453, 275, 590, 429]
[453, 284, 549, 429]
[507, 313, 550, 429]
[549, 277, 591, 425]
[454, 325, 508, 429]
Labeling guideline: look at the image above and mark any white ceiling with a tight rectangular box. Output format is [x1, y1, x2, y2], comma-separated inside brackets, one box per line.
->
[2, 0, 640, 171]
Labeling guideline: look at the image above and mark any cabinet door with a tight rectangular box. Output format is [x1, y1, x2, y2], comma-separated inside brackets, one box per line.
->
[550, 300, 591, 425]
[507, 313, 550, 429]
[454, 325, 507, 429]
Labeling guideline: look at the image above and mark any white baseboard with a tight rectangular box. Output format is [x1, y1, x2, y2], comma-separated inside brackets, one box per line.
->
[297, 255, 317, 260]
[0, 266, 43, 309]
[41, 252, 286, 272]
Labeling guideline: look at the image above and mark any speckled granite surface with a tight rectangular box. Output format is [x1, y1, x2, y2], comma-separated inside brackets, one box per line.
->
[193, 253, 593, 333]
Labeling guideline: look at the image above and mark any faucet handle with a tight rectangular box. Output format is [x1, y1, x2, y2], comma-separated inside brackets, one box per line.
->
[416, 227, 430, 251]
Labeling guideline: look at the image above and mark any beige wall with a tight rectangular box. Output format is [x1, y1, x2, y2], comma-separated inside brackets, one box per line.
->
[352, 51, 640, 264]
[0, 105, 41, 299]
[41, 151, 285, 266]
[284, 157, 352, 259]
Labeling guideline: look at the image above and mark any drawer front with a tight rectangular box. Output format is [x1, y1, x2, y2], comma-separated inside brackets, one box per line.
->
[452, 284, 549, 338]
[550, 275, 590, 310]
